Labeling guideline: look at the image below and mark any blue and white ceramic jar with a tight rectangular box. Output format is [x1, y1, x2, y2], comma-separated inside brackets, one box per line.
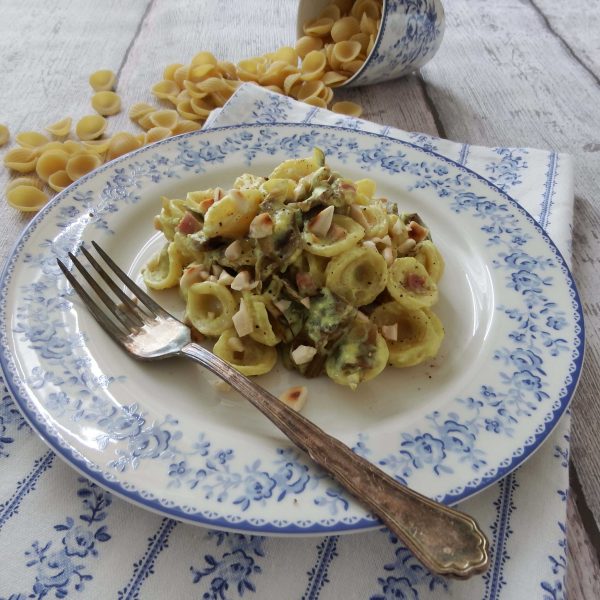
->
[297, 0, 445, 87]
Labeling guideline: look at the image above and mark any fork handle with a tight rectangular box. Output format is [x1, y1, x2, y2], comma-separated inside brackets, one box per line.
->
[181, 342, 489, 578]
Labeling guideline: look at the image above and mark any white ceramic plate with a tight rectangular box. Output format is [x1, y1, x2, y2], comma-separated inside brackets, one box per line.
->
[0, 124, 584, 534]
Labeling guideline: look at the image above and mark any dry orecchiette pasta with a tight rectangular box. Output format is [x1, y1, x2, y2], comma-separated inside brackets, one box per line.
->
[89, 69, 116, 92]
[7, 185, 49, 212]
[0, 124, 9, 146]
[45, 117, 72, 138]
[91, 91, 122, 116]
[141, 148, 445, 392]
[76, 115, 107, 140]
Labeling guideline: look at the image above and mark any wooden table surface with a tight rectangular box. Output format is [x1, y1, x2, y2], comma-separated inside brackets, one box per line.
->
[1, 1, 599, 597]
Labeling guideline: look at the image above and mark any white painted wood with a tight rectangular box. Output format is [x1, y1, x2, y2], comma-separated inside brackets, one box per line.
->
[531, 0, 600, 80]
[421, 0, 600, 551]
[0, 0, 152, 258]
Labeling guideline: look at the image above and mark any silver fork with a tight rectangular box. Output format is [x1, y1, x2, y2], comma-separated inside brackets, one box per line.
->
[57, 241, 489, 579]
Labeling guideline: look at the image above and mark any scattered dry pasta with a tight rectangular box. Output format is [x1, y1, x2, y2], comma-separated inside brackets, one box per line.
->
[2, 0, 379, 213]
[76, 115, 107, 140]
[91, 91, 122, 116]
[45, 117, 72, 138]
[7, 185, 49, 212]
[0, 124, 10, 146]
[89, 69, 116, 92]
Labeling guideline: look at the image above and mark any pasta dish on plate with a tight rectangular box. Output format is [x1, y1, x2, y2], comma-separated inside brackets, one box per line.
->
[143, 148, 445, 389]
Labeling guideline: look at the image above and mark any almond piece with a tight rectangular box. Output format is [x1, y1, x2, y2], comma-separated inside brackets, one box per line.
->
[328, 222, 347, 241]
[382, 323, 398, 341]
[307, 205, 335, 238]
[279, 385, 308, 412]
[391, 218, 406, 237]
[230, 270, 258, 291]
[224, 240, 242, 261]
[232, 299, 254, 337]
[397, 238, 416, 255]
[227, 335, 245, 352]
[408, 220, 429, 243]
[274, 299, 291, 312]
[362, 240, 377, 251]
[249, 212, 274, 238]
[291, 345, 317, 365]
[350, 204, 369, 229]
[218, 270, 235, 285]
[300, 297, 311, 309]
[382, 246, 394, 266]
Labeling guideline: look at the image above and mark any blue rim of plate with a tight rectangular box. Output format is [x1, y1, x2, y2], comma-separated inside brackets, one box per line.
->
[0, 122, 585, 534]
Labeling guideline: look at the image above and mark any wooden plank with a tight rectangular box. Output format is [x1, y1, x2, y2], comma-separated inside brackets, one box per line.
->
[530, 0, 600, 81]
[0, 0, 152, 260]
[420, 0, 600, 538]
[568, 479, 600, 600]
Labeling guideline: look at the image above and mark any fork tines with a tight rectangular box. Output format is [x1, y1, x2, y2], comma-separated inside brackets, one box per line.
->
[56, 242, 171, 341]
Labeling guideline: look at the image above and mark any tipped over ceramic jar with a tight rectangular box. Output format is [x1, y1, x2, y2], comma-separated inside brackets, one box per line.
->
[297, 0, 445, 88]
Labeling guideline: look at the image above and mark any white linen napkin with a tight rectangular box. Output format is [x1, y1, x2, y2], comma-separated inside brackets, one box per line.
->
[0, 84, 573, 600]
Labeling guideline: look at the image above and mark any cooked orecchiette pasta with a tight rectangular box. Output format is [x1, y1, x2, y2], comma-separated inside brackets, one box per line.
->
[186, 281, 237, 336]
[371, 303, 444, 367]
[213, 329, 277, 376]
[387, 257, 439, 310]
[325, 245, 387, 306]
[142, 242, 184, 290]
[142, 148, 444, 390]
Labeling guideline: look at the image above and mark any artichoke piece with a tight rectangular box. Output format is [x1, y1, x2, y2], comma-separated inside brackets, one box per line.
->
[326, 320, 389, 390]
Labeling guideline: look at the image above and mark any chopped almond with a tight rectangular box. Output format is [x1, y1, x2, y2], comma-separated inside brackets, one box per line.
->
[356, 311, 370, 322]
[397, 238, 416, 255]
[230, 270, 258, 291]
[408, 221, 429, 243]
[198, 197, 214, 215]
[232, 299, 254, 337]
[382, 246, 394, 266]
[362, 240, 377, 251]
[350, 204, 369, 229]
[300, 297, 311, 309]
[212, 264, 223, 277]
[308, 205, 335, 238]
[328, 223, 346, 241]
[227, 335, 245, 352]
[274, 299, 291, 312]
[391, 218, 406, 237]
[249, 212, 274, 238]
[381, 323, 398, 341]
[224, 240, 242, 261]
[291, 345, 317, 365]
[218, 270, 234, 285]
[279, 385, 308, 412]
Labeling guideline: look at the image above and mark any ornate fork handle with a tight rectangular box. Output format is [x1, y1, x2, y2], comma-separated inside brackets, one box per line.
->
[181, 342, 489, 578]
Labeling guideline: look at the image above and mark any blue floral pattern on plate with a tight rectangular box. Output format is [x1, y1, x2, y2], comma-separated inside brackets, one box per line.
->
[0, 123, 584, 534]
[348, 0, 445, 87]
